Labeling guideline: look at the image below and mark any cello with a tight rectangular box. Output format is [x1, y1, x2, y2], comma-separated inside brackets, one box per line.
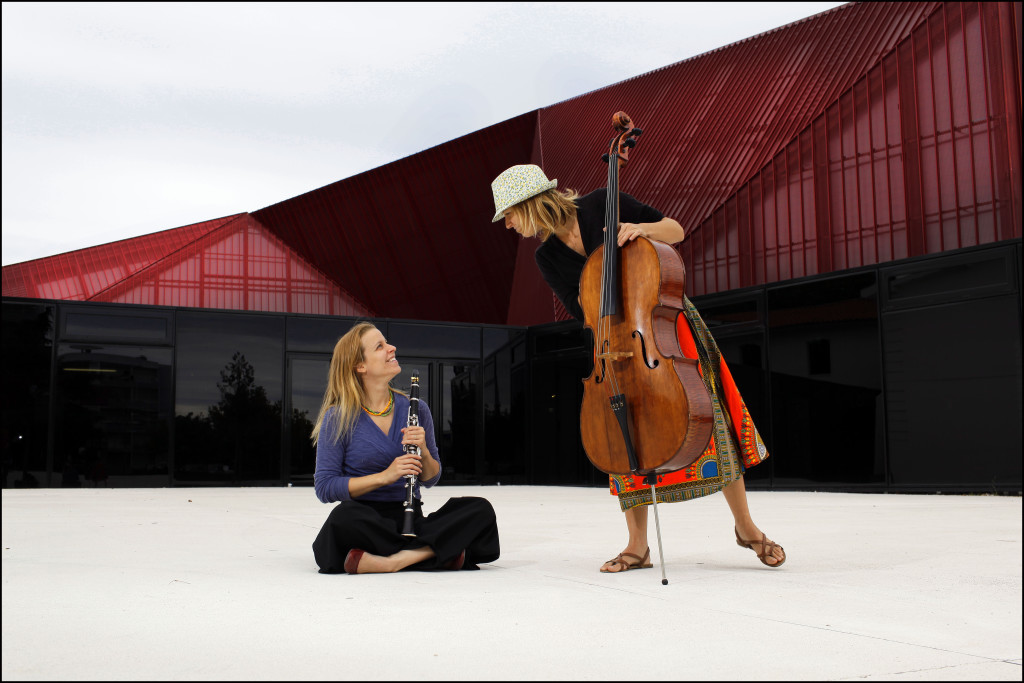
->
[578, 112, 714, 582]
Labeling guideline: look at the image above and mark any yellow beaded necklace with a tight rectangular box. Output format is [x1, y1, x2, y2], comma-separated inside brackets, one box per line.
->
[362, 389, 394, 417]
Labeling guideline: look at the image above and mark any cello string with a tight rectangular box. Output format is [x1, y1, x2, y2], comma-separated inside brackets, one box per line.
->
[604, 134, 622, 398]
[602, 139, 614, 394]
[600, 138, 613, 394]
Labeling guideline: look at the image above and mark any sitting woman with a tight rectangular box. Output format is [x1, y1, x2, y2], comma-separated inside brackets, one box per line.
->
[311, 322, 500, 574]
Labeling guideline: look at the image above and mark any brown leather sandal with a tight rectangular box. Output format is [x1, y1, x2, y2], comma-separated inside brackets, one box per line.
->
[735, 527, 786, 567]
[599, 548, 652, 573]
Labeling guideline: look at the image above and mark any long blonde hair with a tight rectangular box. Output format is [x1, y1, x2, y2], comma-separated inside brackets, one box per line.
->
[510, 187, 579, 242]
[311, 322, 377, 447]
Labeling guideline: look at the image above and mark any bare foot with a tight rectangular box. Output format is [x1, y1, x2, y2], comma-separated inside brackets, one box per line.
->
[345, 549, 395, 574]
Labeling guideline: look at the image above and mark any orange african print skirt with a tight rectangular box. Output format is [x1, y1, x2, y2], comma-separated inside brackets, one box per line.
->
[609, 296, 768, 511]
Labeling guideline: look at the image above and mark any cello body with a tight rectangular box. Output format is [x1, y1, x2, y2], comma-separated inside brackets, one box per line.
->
[577, 111, 713, 478]
[579, 237, 713, 476]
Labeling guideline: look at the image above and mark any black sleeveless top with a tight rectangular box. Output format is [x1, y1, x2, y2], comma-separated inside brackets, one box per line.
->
[534, 189, 664, 321]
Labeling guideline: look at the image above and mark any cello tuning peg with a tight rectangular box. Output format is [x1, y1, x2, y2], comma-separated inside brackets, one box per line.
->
[624, 138, 636, 148]
[601, 153, 610, 163]
[632, 128, 643, 136]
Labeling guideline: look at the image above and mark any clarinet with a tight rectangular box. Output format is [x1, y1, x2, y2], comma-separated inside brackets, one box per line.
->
[400, 371, 420, 537]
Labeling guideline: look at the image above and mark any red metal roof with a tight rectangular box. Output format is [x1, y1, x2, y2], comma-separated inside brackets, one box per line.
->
[251, 112, 539, 324]
[535, 2, 943, 233]
[1, 213, 370, 316]
[253, 1, 966, 324]
[679, 0, 1023, 295]
[2, 215, 237, 300]
[5, 2, 1020, 327]
[92, 214, 371, 316]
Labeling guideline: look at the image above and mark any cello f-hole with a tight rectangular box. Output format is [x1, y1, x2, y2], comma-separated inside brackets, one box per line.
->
[594, 339, 608, 383]
[632, 330, 659, 369]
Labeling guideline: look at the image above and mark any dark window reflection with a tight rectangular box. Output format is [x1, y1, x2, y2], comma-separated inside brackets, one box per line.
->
[483, 327, 522, 358]
[883, 294, 1021, 488]
[389, 323, 480, 359]
[483, 331, 527, 484]
[884, 253, 1011, 306]
[55, 343, 172, 487]
[528, 352, 597, 485]
[532, 322, 587, 356]
[63, 311, 169, 343]
[527, 323, 599, 486]
[439, 363, 479, 483]
[287, 317, 363, 353]
[696, 297, 763, 329]
[2, 303, 53, 488]
[175, 313, 284, 484]
[767, 274, 884, 488]
[288, 356, 329, 485]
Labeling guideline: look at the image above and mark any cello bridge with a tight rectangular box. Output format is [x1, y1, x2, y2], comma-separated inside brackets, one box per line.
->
[597, 351, 634, 361]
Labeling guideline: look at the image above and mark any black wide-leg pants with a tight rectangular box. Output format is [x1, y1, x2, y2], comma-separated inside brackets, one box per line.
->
[312, 496, 500, 573]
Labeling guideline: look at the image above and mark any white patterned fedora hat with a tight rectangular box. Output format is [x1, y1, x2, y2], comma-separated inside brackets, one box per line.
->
[490, 165, 558, 222]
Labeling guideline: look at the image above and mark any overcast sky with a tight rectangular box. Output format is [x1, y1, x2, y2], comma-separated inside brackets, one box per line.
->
[2, 1, 845, 267]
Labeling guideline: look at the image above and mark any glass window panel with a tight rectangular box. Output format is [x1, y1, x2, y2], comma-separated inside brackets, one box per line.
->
[388, 323, 480, 359]
[437, 363, 479, 483]
[883, 295, 1021, 489]
[883, 252, 1014, 307]
[692, 296, 763, 329]
[287, 316, 366, 353]
[2, 303, 54, 488]
[511, 339, 526, 367]
[531, 322, 588, 356]
[483, 327, 522, 358]
[527, 352, 599, 486]
[288, 356, 330, 484]
[175, 312, 284, 484]
[483, 344, 525, 484]
[63, 310, 170, 343]
[55, 343, 173, 487]
[767, 273, 884, 488]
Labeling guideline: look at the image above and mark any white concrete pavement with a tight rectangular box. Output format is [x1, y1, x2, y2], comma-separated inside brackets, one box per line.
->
[2, 485, 1021, 681]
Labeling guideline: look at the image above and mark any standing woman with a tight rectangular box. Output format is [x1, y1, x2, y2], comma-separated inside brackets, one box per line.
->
[490, 165, 784, 572]
[311, 322, 500, 574]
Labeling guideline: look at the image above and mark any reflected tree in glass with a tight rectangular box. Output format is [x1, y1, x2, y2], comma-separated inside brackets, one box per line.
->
[175, 352, 282, 482]
[209, 352, 282, 480]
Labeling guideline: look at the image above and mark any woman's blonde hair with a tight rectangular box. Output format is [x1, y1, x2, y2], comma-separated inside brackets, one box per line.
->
[310, 322, 377, 446]
[509, 188, 579, 242]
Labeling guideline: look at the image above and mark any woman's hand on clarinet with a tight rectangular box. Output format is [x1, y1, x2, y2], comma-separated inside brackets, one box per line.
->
[403, 425, 440, 482]
[400, 425, 427, 453]
[382, 453, 422, 484]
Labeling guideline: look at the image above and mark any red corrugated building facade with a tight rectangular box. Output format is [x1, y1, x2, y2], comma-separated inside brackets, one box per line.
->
[4, 2, 1021, 325]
